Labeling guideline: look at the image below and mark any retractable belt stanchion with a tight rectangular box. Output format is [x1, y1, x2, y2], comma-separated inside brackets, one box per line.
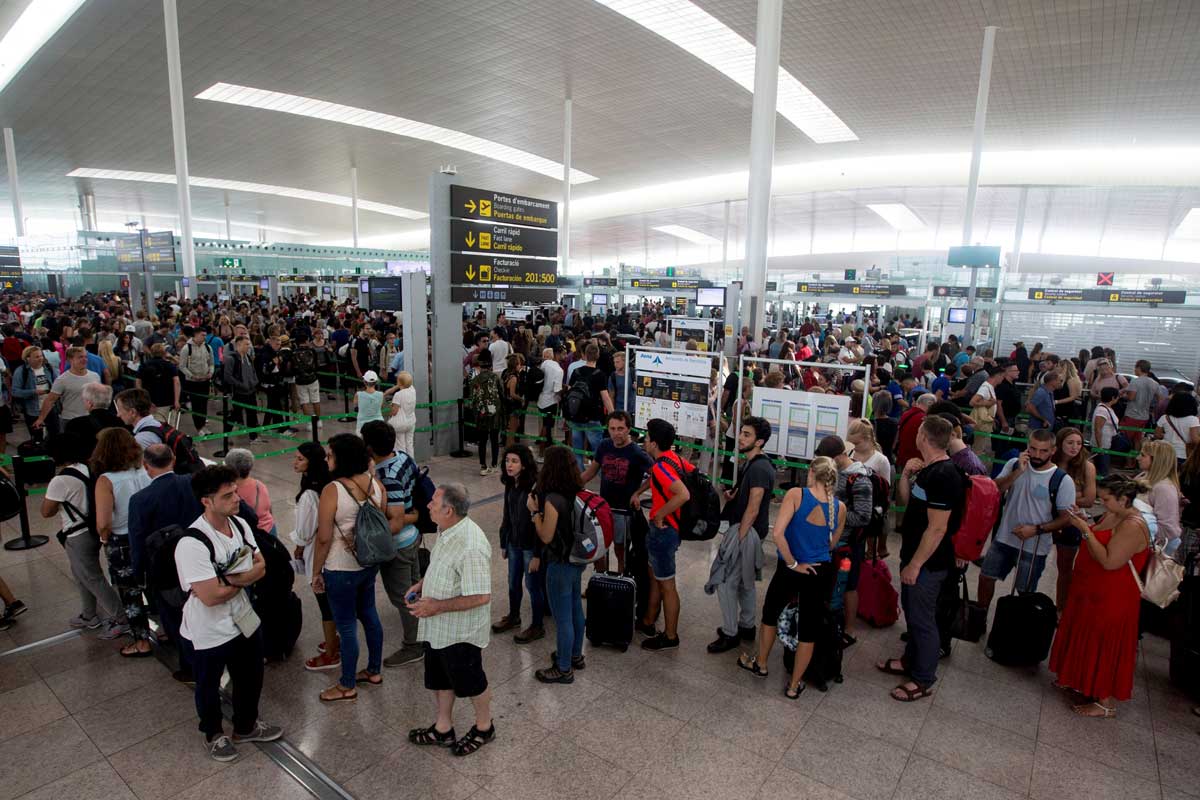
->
[451, 398, 470, 458]
[213, 395, 231, 458]
[5, 455, 48, 551]
[310, 414, 320, 444]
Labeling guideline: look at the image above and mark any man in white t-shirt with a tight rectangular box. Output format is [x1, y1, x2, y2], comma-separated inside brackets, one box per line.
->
[968, 365, 1005, 455]
[41, 441, 122, 631]
[537, 348, 564, 452]
[487, 328, 510, 375]
[176, 465, 281, 762]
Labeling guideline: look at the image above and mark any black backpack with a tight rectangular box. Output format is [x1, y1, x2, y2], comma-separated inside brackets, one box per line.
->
[53, 467, 97, 546]
[523, 362, 545, 403]
[412, 465, 438, 534]
[652, 454, 721, 541]
[248, 529, 295, 600]
[292, 347, 317, 385]
[562, 372, 595, 422]
[145, 519, 257, 608]
[0, 471, 18, 522]
[149, 423, 203, 473]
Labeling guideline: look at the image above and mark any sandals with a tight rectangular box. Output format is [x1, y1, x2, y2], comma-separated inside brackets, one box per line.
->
[737, 653, 768, 678]
[891, 682, 934, 702]
[1073, 702, 1116, 719]
[319, 684, 358, 703]
[451, 723, 496, 757]
[876, 658, 908, 677]
[841, 633, 858, 648]
[784, 683, 806, 700]
[120, 643, 154, 658]
[355, 670, 382, 686]
[408, 724, 456, 746]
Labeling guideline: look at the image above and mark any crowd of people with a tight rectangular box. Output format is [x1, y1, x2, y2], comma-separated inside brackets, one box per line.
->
[1, 287, 1198, 766]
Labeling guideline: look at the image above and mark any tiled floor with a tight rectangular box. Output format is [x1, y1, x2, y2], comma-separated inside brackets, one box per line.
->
[2, 413, 1199, 799]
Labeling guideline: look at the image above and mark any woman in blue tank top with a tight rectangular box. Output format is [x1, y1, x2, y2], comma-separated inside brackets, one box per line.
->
[737, 456, 844, 699]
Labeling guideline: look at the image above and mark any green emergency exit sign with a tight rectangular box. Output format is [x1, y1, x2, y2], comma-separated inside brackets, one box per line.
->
[217, 257, 242, 268]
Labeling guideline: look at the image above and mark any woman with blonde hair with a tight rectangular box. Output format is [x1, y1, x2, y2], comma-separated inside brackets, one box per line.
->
[384, 371, 418, 456]
[98, 339, 123, 388]
[1054, 359, 1084, 426]
[737, 456, 844, 699]
[1135, 439, 1182, 549]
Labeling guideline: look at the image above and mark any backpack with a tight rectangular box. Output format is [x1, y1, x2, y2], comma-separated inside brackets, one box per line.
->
[292, 347, 317, 385]
[468, 372, 502, 425]
[562, 371, 595, 422]
[144, 519, 257, 608]
[148, 423, 202, 473]
[570, 489, 615, 564]
[523, 361, 545, 403]
[651, 453, 721, 541]
[335, 479, 395, 567]
[0, 471, 18, 522]
[248, 529, 296, 599]
[953, 473, 1002, 562]
[845, 470, 889, 544]
[53, 467, 97, 546]
[412, 466, 438, 534]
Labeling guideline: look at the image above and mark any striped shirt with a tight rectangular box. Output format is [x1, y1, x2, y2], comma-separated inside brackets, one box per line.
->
[374, 452, 416, 511]
[418, 516, 492, 649]
[650, 451, 689, 531]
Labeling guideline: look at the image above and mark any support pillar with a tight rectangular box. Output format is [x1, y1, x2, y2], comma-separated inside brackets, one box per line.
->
[3, 128, 24, 237]
[351, 166, 359, 248]
[742, 0, 782, 338]
[428, 170, 462, 455]
[401, 270, 431, 461]
[224, 195, 231, 240]
[79, 193, 97, 232]
[561, 98, 572, 275]
[162, 0, 196, 299]
[992, 186, 1028, 351]
[960, 25, 998, 346]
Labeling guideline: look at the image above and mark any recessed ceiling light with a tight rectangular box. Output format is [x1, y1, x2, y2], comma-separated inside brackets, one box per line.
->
[591, 0, 856, 143]
[866, 203, 925, 231]
[1174, 208, 1200, 239]
[196, 82, 598, 184]
[66, 168, 427, 219]
[0, 0, 87, 96]
[653, 224, 721, 246]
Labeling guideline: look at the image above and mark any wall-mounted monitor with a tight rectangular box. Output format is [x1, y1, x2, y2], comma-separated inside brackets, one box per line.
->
[180, 277, 191, 287]
[368, 276, 403, 309]
[258, 278, 270, 290]
[322, 285, 332, 295]
[592, 293, 608, 305]
[697, 286, 726, 306]
[359, 279, 370, 293]
[947, 308, 976, 323]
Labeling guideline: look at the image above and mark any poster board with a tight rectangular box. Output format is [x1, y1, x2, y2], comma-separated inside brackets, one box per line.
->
[751, 387, 850, 461]
[633, 350, 711, 439]
[669, 317, 713, 350]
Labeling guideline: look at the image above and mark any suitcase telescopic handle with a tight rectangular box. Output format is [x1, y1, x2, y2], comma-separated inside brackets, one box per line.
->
[1011, 531, 1050, 595]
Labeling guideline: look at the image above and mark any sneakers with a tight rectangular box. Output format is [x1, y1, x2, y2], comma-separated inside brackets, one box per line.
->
[173, 669, 196, 686]
[479, 466, 494, 476]
[706, 630, 741, 654]
[635, 621, 658, 638]
[534, 666, 575, 684]
[97, 621, 131, 640]
[232, 721, 283, 744]
[0, 618, 11, 632]
[207, 735, 238, 762]
[642, 633, 680, 651]
[491, 615, 521, 634]
[513, 625, 545, 644]
[382, 645, 423, 668]
[197, 426, 212, 438]
[304, 651, 341, 672]
[68, 613, 102, 630]
[550, 652, 586, 670]
[2, 600, 28, 620]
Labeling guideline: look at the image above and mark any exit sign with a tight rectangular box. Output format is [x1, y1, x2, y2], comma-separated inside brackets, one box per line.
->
[665, 266, 676, 277]
[217, 257, 242, 268]
[844, 269, 857, 281]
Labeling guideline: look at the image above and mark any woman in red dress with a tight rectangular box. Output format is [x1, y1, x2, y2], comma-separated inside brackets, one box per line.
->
[1049, 476, 1150, 718]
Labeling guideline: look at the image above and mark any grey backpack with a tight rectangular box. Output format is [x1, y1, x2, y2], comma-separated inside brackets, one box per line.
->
[336, 479, 394, 566]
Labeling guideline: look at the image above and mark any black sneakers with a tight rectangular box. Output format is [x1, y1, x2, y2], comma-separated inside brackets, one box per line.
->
[636, 621, 659, 638]
[642, 633, 680, 651]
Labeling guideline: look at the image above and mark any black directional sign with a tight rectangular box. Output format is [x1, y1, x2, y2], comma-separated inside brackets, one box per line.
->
[629, 277, 704, 290]
[1027, 287, 1186, 304]
[797, 282, 907, 297]
[0, 245, 20, 291]
[451, 286, 559, 304]
[367, 276, 403, 310]
[114, 230, 176, 272]
[450, 219, 558, 258]
[584, 277, 618, 287]
[933, 286, 998, 300]
[451, 185, 557, 229]
[450, 253, 557, 285]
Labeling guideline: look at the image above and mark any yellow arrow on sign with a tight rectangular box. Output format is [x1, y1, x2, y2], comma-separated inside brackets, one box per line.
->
[465, 231, 476, 248]
[465, 265, 476, 280]
[465, 199, 477, 213]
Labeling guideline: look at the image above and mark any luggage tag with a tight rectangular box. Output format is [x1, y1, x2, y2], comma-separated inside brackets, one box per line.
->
[231, 592, 261, 637]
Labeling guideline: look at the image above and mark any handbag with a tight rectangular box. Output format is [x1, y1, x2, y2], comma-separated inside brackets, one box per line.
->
[1129, 544, 1185, 609]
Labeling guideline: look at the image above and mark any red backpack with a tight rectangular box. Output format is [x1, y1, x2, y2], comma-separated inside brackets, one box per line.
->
[954, 474, 1001, 561]
[569, 489, 615, 565]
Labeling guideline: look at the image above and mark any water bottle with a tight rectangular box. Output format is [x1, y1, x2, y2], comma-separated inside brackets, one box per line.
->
[831, 557, 852, 611]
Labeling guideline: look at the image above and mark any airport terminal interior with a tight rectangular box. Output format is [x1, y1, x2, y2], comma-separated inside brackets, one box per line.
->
[1, 1, 1200, 799]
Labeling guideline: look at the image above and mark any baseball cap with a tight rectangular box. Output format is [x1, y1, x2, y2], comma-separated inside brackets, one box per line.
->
[124, 324, 136, 332]
[362, 370, 379, 383]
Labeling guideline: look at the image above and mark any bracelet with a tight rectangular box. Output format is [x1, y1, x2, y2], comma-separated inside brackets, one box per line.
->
[788, 561, 798, 570]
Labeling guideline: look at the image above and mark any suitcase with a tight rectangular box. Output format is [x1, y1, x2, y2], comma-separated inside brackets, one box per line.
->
[1170, 639, 1200, 700]
[17, 439, 55, 485]
[585, 571, 636, 651]
[856, 558, 900, 628]
[625, 510, 651, 623]
[985, 542, 1057, 666]
[937, 569, 971, 650]
[783, 607, 845, 692]
[255, 590, 303, 662]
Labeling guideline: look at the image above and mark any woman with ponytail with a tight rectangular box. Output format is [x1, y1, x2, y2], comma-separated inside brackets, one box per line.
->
[737, 456, 844, 700]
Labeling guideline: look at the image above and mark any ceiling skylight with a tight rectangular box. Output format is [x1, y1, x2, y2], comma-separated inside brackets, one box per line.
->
[866, 203, 925, 231]
[1174, 208, 1200, 239]
[66, 168, 427, 219]
[591, 0, 856, 143]
[196, 82, 597, 184]
[653, 224, 721, 246]
[0, 0, 87, 96]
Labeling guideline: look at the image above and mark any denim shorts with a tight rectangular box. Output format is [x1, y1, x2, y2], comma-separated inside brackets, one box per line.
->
[646, 524, 680, 580]
[980, 539, 1047, 590]
[610, 509, 632, 546]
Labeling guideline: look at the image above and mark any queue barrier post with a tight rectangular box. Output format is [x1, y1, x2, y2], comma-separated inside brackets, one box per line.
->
[343, 385, 351, 418]
[213, 394, 231, 458]
[450, 398, 470, 458]
[4, 455, 49, 551]
[310, 414, 320, 444]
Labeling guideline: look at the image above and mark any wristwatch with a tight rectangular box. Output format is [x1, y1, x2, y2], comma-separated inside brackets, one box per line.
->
[1034, 524, 1044, 536]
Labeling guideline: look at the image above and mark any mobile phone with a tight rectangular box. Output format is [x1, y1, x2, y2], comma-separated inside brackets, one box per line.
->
[405, 591, 419, 603]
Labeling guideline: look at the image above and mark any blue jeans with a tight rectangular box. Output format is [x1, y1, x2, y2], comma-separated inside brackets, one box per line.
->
[900, 566, 946, 688]
[570, 424, 603, 470]
[507, 545, 545, 627]
[323, 567, 384, 689]
[546, 562, 585, 672]
[646, 524, 681, 580]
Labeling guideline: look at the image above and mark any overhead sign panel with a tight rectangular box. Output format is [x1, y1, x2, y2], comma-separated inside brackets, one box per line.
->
[450, 185, 557, 229]
[933, 285, 998, 300]
[628, 277, 705, 290]
[368, 276, 403, 309]
[947, 245, 1002, 268]
[584, 277, 618, 287]
[797, 282, 907, 297]
[1026, 287, 1186, 304]
[0, 245, 20, 290]
[450, 286, 559, 304]
[450, 253, 557, 285]
[141, 231, 176, 271]
[450, 219, 558, 258]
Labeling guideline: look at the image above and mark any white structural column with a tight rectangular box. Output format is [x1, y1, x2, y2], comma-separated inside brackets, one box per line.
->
[162, 0, 196, 299]
[561, 98, 572, 274]
[961, 24, 998, 345]
[351, 166, 359, 247]
[224, 195, 231, 240]
[3, 128, 25, 237]
[991, 185, 1027, 350]
[742, 0, 783, 337]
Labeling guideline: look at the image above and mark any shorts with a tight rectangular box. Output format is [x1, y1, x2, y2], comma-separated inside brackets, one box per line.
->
[610, 508, 632, 546]
[980, 540, 1048, 590]
[0, 405, 12, 434]
[423, 642, 488, 698]
[761, 561, 832, 642]
[646, 524, 680, 580]
[296, 381, 321, 406]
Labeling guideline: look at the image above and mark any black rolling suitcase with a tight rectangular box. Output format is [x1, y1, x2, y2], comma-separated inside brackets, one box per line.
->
[585, 571, 636, 651]
[985, 540, 1057, 666]
[624, 509, 651, 623]
[1170, 552, 1200, 699]
[783, 608, 845, 691]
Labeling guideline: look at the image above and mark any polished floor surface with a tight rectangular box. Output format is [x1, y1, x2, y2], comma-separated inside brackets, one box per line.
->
[1, 414, 1198, 800]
